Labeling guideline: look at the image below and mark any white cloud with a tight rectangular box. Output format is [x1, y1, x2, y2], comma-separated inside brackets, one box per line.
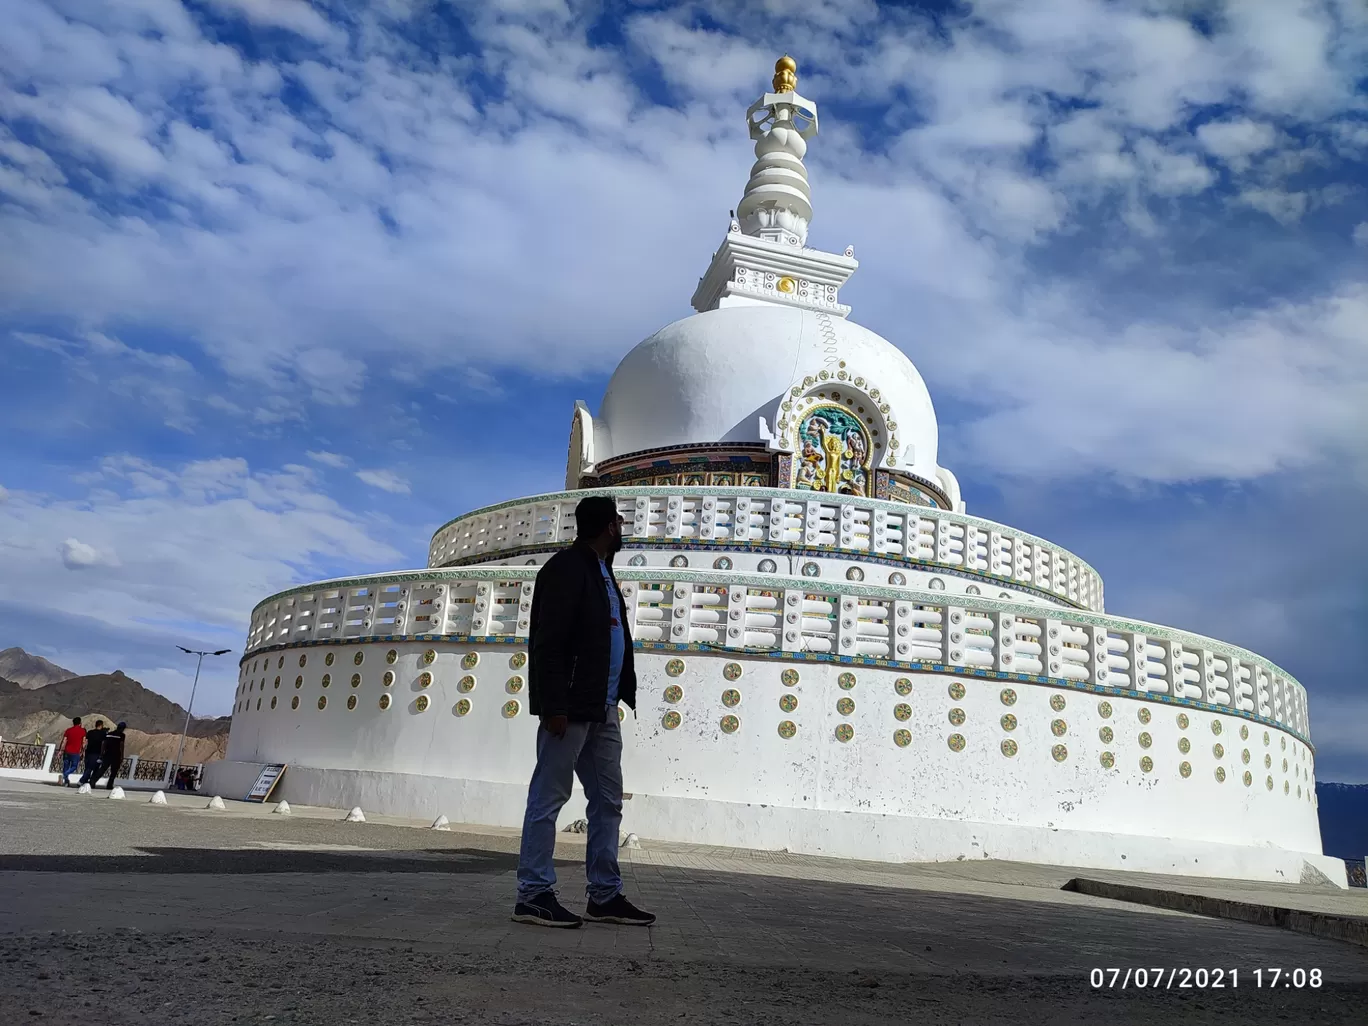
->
[306, 450, 350, 468]
[943, 280, 1368, 485]
[624, 14, 770, 101]
[204, 0, 344, 46]
[1353, 222, 1368, 246]
[356, 468, 411, 494]
[59, 537, 113, 569]
[1197, 118, 1279, 165]
[1, 454, 404, 633]
[1239, 186, 1311, 224]
[1131, 139, 1214, 196]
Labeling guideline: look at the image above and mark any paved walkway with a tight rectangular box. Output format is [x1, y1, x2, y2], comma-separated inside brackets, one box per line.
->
[1, 778, 1365, 1024]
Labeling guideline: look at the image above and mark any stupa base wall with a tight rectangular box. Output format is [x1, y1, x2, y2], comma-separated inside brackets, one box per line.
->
[204, 759, 1347, 887]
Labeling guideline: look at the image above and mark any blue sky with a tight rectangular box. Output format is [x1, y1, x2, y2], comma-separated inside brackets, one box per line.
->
[1, 0, 1366, 778]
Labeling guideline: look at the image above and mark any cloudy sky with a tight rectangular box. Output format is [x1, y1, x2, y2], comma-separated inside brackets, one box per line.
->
[1, 1, 1366, 777]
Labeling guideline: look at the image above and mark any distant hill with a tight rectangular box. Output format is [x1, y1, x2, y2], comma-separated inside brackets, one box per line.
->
[1317, 783, 1368, 861]
[0, 670, 229, 741]
[0, 647, 76, 689]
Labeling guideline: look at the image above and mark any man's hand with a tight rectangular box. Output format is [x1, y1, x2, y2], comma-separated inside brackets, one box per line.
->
[541, 714, 569, 739]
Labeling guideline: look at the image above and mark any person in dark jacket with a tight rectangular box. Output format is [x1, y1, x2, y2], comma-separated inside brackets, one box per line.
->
[77, 720, 108, 786]
[94, 722, 127, 790]
[511, 495, 655, 930]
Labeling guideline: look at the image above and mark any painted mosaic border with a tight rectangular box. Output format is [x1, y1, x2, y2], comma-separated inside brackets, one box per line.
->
[438, 537, 1087, 608]
[426, 485, 1104, 586]
[592, 441, 771, 475]
[589, 464, 772, 489]
[248, 567, 1304, 719]
[238, 632, 1314, 751]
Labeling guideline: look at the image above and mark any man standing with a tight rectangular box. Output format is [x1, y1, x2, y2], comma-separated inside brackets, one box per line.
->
[94, 721, 127, 790]
[78, 719, 108, 786]
[59, 717, 86, 786]
[512, 495, 655, 929]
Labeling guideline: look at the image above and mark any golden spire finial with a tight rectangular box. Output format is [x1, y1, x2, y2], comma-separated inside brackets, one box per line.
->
[772, 54, 797, 93]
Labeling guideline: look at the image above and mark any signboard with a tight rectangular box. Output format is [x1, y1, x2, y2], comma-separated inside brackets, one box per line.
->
[245, 764, 287, 803]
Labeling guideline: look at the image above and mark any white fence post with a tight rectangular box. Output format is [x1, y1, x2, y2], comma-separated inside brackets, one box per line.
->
[1087, 626, 1110, 687]
[1127, 633, 1148, 691]
[990, 611, 1016, 672]
[1040, 618, 1063, 678]
[941, 604, 966, 666]
[836, 593, 858, 655]
[782, 588, 804, 652]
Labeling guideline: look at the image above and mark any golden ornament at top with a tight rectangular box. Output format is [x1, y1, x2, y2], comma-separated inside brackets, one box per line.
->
[772, 55, 798, 93]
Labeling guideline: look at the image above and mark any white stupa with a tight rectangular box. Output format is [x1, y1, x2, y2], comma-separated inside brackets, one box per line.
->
[208, 57, 1340, 886]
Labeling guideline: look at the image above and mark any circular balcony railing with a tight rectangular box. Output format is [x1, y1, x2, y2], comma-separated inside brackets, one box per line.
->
[426, 487, 1105, 612]
[242, 566, 1307, 744]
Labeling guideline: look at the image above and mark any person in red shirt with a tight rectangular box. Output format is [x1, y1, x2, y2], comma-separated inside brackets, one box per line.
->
[59, 717, 86, 787]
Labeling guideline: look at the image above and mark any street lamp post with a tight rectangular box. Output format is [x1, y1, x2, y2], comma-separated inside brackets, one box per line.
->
[173, 646, 231, 784]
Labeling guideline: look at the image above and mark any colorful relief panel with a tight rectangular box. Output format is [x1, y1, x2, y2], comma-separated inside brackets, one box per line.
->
[795, 405, 872, 496]
[874, 471, 944, 509]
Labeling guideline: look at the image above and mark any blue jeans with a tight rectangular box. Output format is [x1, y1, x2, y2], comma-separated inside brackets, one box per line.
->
[60, 753, 79, 782]
[516, 710, 624, 905]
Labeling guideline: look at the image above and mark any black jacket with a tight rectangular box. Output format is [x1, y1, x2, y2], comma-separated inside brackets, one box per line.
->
[84, 728, 108, 761]
[528, 541, 637, 722]
[101, 728, 126, 765]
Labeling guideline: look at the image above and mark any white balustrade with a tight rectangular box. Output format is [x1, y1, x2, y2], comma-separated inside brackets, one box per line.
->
[425, 487, 1105, 612]
[244, 567, 1310, 741]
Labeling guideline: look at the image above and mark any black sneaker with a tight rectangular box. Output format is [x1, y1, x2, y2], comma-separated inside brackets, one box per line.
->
[583, 893, 655, 926]
[511, 891, 583, 929]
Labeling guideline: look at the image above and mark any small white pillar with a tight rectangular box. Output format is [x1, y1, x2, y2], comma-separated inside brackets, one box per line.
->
[149, 791, 167, 805]
[108, 786, 126, 800]
[206, 795, 227, 810]
[344, 806, 365, 822]
[430, 815, 450, 831]
[273, 800, 291, 815]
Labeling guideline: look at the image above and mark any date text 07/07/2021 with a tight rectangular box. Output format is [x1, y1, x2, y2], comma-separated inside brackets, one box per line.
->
[1090, 968, 1324, 990]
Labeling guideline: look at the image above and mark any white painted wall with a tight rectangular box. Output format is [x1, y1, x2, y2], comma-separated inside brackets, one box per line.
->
[225, 641, 1326, 875]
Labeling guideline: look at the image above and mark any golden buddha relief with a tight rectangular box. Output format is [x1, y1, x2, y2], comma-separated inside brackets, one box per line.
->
[793, 404, 872, 496]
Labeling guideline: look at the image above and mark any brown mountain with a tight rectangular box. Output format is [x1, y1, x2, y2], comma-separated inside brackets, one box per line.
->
[0, 647, 76, 689]
[0, 670, 230, 741]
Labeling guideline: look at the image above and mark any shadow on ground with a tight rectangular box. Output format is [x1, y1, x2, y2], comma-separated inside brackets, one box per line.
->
[0, 847, 523, 874]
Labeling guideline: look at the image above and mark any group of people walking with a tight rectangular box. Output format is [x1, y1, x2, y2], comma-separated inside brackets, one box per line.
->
[58, 717, 128, 789]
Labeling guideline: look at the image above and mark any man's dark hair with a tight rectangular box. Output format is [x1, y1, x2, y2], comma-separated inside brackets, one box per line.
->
[116, 721, 127, 731]
[575, 496, 619, 539]
[95, 720, 105, 727]
[72, 717, 81, 725]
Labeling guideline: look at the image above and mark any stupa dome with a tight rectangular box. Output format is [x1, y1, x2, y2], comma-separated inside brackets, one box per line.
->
[596, 304, 941, 484]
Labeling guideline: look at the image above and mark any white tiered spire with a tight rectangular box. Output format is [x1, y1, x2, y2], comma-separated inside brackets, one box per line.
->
[736, 55, 819, 247]
[690, 56, 858, 316]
